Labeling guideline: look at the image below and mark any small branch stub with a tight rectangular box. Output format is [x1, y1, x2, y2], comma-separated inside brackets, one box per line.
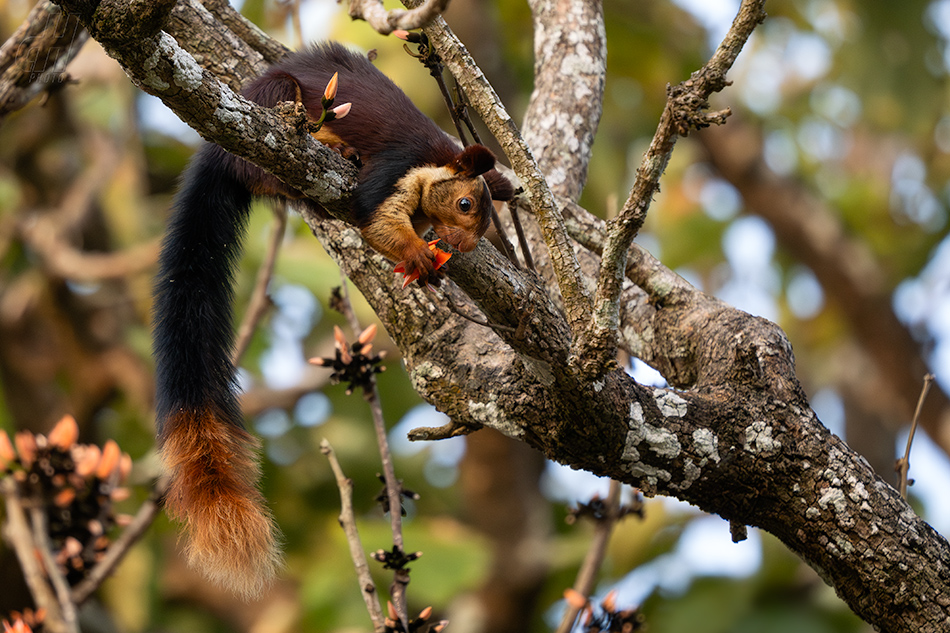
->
[348, 0, 450, 35]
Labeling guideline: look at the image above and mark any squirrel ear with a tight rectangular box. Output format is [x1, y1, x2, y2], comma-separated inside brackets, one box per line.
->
[449, 144, 495, 178]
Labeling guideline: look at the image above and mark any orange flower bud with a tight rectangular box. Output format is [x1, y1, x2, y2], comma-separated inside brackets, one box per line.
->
[48, 415, 79, 450]
[14, 431, 36, 468]
[119, 453, 133, 481]
[333, 325, 347, 350]
[563, 588, 588, 610]
[95, 439, 120, 480]
[73, 445, 101, 478]
[358, 323, 377, 345]
[110, 487, 131, 502]
[0, 430, 15, 468]
[54, 488, 76, 507]
[323, 72, 339, 102]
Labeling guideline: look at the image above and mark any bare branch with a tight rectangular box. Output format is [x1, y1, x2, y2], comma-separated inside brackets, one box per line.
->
[70, 493, 163, 605]
[698, 121, 950, 458]
[232, 205, 287, 365]
[327, 287, 411, 631]
[349, 0, 450, 35]
[0, 0, 88, 124]
[522, 0, 607, 202]
[30, 507, 80, 633]
[321, 439, 386, 633]
[556, 480, 622, 633]
[415, 15, 593, 336]
[1, 478, 68, 633]
[897, 374, 935, 498]
[578, 0, 767, 374]
[20, 220, 161, 282]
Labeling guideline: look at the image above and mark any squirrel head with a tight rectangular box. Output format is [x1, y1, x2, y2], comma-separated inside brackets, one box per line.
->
[423, 145, 516, 252]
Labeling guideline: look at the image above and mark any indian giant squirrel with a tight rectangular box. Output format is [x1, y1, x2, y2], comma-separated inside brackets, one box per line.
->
[153, 42, 513, 597]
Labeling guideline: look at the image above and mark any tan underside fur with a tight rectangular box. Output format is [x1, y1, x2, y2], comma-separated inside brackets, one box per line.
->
[360, 165, 489, 260]
[360, 166, 450, 260]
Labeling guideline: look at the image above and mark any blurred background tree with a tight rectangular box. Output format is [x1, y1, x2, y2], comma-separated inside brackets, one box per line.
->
[0, 0, 948, 631]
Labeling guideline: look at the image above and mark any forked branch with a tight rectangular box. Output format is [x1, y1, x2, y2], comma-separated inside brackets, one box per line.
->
[578, 0, 768, 374]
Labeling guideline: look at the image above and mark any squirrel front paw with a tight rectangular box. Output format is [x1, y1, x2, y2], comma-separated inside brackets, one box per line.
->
[394, 239, 452, 290]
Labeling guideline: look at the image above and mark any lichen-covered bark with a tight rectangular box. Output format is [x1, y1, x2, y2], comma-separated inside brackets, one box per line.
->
[698, 123, 950, 460]
[0, 1, 88, 123]
[41, 0, 950, 629]
[522, 0, 606, 202]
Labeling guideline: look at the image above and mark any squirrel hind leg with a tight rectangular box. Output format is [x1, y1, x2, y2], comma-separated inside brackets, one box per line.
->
[160, 409, 282, 599]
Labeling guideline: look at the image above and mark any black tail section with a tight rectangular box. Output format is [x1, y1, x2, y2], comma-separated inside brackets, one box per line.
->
[154, 143, 251, 437]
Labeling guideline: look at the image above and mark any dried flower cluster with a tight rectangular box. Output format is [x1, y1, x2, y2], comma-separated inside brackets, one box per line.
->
[372, 545, 422, 571]
[564, 590, 645, 633]
[384, 603, 446, 633]
[310, 324, 386, 395]
[565, 492, 644, 525]
[0, 415, 132, 584]
[2, 608, 44, 633]
[375, 472, 419, 516]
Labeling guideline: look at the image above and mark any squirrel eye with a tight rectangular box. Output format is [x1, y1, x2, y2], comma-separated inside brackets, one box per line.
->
[457, 197, 473, 213]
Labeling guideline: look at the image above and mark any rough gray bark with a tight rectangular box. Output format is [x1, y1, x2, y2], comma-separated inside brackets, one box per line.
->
[38, 0, 950, 631]
[0, 1, 87, 124]
[697, 122, 950, 460]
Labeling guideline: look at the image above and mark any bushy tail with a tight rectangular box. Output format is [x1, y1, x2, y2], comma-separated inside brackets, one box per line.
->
[153, 144, 280, 598]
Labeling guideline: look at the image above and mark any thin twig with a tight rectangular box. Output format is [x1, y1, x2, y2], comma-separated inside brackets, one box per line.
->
[232, 205, 287, 365]
[30, 507, 80, 633]
[1, 479, 67, 633]
[897, 374, 935, 498]
[336, 272, 363, 335]
[321, 439, 386, 632]
[490, 206, 520, 267]
[508, 200, 536, 271]
[400, 36, 520, 268]
[71, 492, 163, 605]
[442, 290, 518, 333]
[556, 480, 623, 633]
[334, 277, 411, 632]
[368, 371, 411, 631]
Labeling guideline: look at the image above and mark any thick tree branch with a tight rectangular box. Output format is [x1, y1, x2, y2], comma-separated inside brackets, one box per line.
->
[349, 0, 450, 35]
[327, 203, 950, 631]
[698, 122, 950, 457]
[521, 0, 606, 202]
[0, 0, 88, 124]
[52, 0, 358, 220]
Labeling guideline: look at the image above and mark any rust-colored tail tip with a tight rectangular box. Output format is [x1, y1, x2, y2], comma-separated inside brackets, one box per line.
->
[179, 493, 282, 599]
[160, 410, 283, 599]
